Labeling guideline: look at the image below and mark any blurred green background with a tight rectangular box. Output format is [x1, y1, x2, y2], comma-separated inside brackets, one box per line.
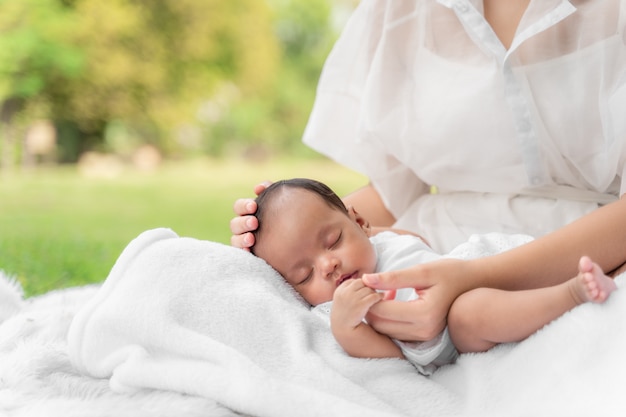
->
[0, 0, 366, 296]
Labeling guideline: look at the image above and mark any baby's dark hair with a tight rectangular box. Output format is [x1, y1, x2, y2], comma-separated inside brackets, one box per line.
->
[251, 178, 348, 254]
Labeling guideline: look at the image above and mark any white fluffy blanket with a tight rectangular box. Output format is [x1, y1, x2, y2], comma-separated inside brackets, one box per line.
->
[1, 228, 625, 417]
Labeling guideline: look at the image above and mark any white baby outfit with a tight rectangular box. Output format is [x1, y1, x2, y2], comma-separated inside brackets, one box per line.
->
[312, 231, 533, 375]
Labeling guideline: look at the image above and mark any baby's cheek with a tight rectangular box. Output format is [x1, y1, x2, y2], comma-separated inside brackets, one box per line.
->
[366, 246, 378, 273]
[309, 284, 336, 306]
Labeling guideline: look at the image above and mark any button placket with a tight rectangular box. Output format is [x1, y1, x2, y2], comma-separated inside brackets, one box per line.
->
[444, 0, 556, 187]
[502, 63, 549, 187]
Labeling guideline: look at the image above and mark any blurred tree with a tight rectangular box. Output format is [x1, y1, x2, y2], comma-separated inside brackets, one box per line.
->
[204, 0, 338, 157]
[0, 0, 83, 168]
[55, 0, 280, 160]
[0, 0, 280, 164]
[0, 0, 346, 164]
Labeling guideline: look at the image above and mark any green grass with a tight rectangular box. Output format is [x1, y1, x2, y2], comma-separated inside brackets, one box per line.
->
[0, 157, 367, 296]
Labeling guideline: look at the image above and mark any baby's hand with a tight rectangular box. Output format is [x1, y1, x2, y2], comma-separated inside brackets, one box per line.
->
[331, 278, 383, 330]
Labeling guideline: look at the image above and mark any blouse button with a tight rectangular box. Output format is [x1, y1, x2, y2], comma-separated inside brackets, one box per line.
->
[454, 1, 469, 12]
[519, 119, 531, 132]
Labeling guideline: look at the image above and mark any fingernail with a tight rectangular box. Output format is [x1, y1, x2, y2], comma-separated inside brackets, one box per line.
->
[246, 202, 255, 212]
[363, 274, 378, 285]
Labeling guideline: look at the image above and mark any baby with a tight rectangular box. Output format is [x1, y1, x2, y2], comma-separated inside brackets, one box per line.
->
[251, 178, 617, 374]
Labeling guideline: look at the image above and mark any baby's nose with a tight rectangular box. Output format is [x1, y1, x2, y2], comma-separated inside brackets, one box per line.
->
[320, 255, 340, 278]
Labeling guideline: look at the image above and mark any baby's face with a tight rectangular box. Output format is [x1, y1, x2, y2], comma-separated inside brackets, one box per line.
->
[254, 188, 377, 306]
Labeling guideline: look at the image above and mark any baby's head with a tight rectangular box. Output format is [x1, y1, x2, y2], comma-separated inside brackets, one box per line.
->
[252, 178, 377, 306]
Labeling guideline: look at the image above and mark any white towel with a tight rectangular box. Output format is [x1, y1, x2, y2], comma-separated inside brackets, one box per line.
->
[66, 228, 626, 417]
[0, 271, 23, 322]
[68, 228, 452, 417]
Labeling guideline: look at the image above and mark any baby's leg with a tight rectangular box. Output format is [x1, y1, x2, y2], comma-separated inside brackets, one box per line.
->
[448, 256, 617, 354]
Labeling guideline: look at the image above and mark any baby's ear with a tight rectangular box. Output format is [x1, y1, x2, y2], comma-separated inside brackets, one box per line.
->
[347, 206, 371, 236]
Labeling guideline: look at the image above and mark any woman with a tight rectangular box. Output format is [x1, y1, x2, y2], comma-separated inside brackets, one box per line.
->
[231, 0, 626, 341]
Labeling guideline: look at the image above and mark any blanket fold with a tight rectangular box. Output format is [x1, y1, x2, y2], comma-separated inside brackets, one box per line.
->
[65, 228, 626, 417]
[68, 228, 443, 417]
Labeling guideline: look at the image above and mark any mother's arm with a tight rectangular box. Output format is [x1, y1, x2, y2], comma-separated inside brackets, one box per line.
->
[364, 195, 626, 341]
[342, 184, 396, 229]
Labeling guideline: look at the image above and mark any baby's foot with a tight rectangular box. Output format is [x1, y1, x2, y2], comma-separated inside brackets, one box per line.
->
[569, 256, 617, 304]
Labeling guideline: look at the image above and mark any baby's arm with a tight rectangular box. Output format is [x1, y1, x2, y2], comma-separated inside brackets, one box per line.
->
[333, 320, 404, 359]
[331, 279, 404, 359]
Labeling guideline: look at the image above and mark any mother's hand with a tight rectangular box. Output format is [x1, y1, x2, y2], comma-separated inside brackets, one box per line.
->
[363, 258, 475, 341]
[229, 182, 272, 250]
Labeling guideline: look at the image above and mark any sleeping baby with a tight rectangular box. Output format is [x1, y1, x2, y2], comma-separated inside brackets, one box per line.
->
[250, 178, 617, 375]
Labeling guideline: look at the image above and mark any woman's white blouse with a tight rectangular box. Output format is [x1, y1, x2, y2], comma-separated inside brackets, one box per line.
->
[303, 0, 626, 252]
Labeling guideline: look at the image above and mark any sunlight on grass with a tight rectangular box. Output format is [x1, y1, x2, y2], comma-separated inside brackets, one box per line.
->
[0, 157, 367, 296]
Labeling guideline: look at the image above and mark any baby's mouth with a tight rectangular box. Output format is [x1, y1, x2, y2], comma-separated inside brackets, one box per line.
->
[337, 272, 357, 287]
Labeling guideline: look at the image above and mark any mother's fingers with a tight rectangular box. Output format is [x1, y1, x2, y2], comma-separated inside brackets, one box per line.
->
[367, 319, 428, 342]
[253, 181, 272, 196]
[229, 213, 258, 235]
[230, 232, 255, 251]
[362, 265, 430, 291]
[367, 299, 423, 322]
[233, 198, 258, 217]
[229, 181, 272, 250]
[367, 299, 446, 341]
